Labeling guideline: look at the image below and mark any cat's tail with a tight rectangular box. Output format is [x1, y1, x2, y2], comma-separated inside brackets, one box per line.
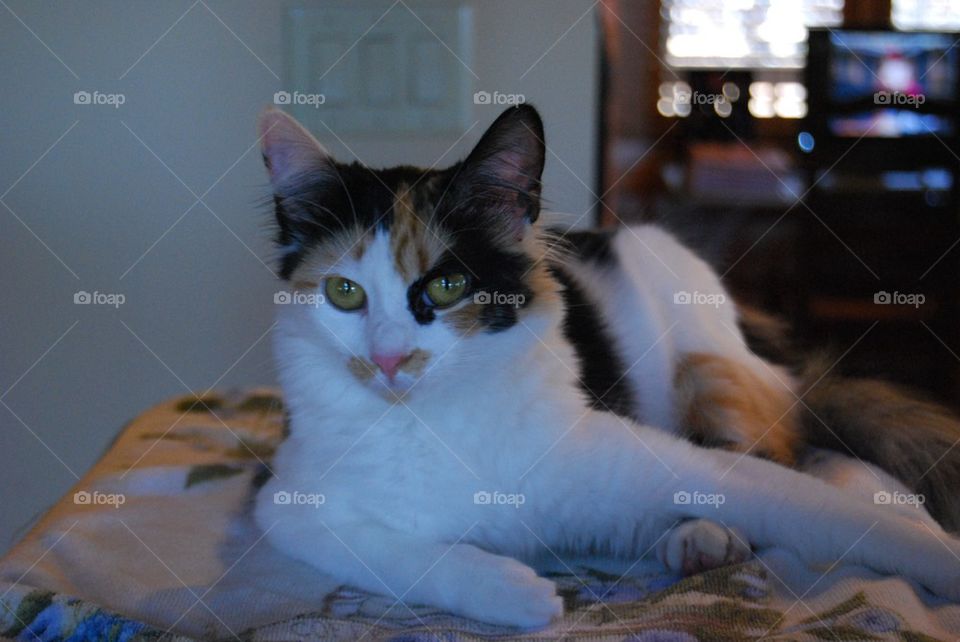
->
[796, 357, 960, 532]
[738, 305, 960, 532]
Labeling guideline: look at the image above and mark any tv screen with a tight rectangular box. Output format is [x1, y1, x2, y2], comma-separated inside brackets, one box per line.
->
[810, 30, 959, 138]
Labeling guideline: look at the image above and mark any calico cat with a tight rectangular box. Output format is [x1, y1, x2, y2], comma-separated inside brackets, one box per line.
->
[254, 104, 960, 627]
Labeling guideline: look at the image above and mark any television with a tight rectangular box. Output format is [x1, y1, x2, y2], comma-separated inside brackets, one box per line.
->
[806, 29, 960, 140]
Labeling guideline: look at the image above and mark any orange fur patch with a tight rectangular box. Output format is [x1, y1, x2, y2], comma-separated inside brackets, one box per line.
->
[522, 258, 560, 313]
[399, 348, 431, 377]
[391, 184, 448, 281]
[347, 357, 376, 381]
[674, 352, 799, 466]
[443, 300, 484, 335]
[290, 226, 374, 279]
[348, 350, 431, 382]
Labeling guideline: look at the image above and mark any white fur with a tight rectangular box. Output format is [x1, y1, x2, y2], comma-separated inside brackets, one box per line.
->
[563, 224, 794, 430]
[255, 222, 960, 628]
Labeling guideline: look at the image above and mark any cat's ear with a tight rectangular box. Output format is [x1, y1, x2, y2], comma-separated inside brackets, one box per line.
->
[451, 104, 546, 239]
[258, 107, 334, 192]
[259, 108, 341, 277]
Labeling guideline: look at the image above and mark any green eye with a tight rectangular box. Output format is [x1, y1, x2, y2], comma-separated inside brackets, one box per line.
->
[325, 277, 366, 311]
[425, 273, 468, 308]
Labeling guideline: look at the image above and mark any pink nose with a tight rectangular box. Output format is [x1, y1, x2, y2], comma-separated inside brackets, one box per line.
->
[371, 353, 408, 380]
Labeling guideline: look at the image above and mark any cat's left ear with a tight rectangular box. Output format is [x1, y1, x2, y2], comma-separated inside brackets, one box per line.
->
[451, 104, 546, 239]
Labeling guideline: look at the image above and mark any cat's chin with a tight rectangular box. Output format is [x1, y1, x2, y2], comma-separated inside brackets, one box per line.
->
[367, 374, 418, 400]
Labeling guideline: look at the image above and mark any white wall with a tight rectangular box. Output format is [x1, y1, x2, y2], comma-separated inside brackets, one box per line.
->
[0, 0, 597, 553]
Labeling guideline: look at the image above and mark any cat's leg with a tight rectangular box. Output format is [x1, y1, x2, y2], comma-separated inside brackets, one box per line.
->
[658, 519, 751, 575]
[681, 442, 960, 599]
[658, 449, 936, 577]
[260, 517, 563, 627]
[545, 411, 960, 601]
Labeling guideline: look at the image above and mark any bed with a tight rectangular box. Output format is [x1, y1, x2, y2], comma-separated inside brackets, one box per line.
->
[2, 389, 959, 641]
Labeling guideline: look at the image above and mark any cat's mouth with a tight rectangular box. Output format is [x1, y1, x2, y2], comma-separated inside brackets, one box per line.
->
[347, 350, 432, 396]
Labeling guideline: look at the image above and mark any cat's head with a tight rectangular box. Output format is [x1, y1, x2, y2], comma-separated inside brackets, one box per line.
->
[260, 105, 555, 398]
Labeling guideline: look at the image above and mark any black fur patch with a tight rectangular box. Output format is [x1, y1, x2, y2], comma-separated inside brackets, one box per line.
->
[562, 229, 617, 266]
[404, 238, 537, 332]
[550, 265, 636, 417]
[273, 163, 429, 279]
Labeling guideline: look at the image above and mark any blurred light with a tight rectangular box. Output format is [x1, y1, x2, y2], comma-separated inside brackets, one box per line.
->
[722, 82, 741, 101]
[662, 0, 843, 69]
[750, 81, 775, 99]
[745, 82, 810, 119]
[656, 81, 697, 117]
[798, 131, 815, 152]
[749, 97, 775, 118]
[659, 77, 811, 120]
[892, 0, 960, 31]
[922, 168, 953, 190]
[666, 33, 751, 61]
[775, 82, 807, 100]
[757, 6, 808, 45]
[657, 98, 676, 117]
[775, 99, 807, 118]
[882, 171, 923, 191]
[672, 81, 692, 100]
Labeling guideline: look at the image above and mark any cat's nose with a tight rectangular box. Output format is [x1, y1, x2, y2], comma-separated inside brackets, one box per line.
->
[371, 353, 408, 381]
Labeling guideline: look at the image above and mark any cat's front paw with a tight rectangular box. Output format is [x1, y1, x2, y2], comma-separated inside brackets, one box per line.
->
[466, 558, 563, 628]
[659, 519, 752, 576]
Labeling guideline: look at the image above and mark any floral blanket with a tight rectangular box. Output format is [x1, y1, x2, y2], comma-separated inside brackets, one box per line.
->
[2, 390, 959, 641]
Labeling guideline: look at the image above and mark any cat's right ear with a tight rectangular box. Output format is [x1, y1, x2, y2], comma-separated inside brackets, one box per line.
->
[259, 108, 340, 278]
[258, 107, 334, 193]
